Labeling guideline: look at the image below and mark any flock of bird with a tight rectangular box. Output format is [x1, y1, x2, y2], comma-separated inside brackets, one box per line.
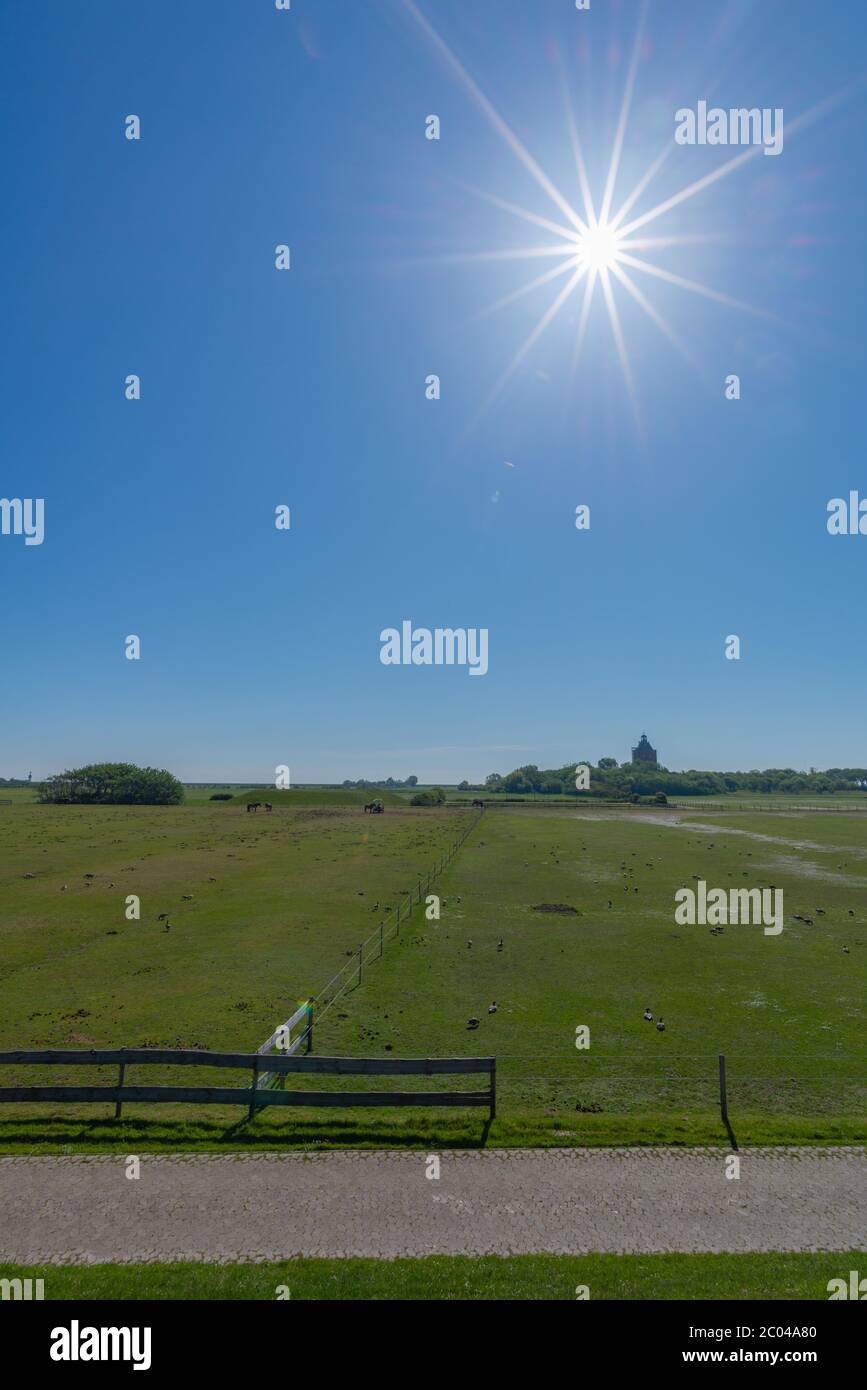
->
[466, 934, 503, 1027]
[643, 1008, 666, 1033]
[20, 828, 859, 1049]
[467, 1001, 498, 1030]
[458, 837, 859, 1038]
[36, 870, 221, 934]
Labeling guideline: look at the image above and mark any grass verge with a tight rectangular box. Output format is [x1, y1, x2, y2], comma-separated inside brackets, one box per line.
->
[1, 1253, 857, 1300]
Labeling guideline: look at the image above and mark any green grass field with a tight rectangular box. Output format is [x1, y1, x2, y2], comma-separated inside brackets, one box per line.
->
[228, 787, 404, 808]
[667, 795, 867, 811]
[0, 786, 41, 804]
[0, 800, 864, 1150]
[307, 805, 866, 1144]
[0, 800, 468, 1148]
[0, 1253, 854, 1300]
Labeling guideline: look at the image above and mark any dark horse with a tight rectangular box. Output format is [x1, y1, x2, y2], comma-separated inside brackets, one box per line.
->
[472, 799, 485, 809]
[264, 803, 273, 813]
[364, 801, 384, 814]
[247, 802, 262, 813]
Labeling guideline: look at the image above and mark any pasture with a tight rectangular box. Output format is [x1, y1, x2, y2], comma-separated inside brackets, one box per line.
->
[229, 787, 404, 808]
[0, 800, 864, 1149]
[0, 786, 40, 804]
[0, 800, 466, 1144]
[315, 805, 866, 1144]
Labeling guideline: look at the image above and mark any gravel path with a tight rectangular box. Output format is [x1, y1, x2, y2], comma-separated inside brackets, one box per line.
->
[1, 1148, 864, 1263]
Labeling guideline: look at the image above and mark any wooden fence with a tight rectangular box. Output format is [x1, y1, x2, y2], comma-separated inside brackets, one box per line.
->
[0, 1050, 496, 1122]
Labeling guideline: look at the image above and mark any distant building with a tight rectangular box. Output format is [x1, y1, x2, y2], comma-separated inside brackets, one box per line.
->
[632, 733, 658, 764]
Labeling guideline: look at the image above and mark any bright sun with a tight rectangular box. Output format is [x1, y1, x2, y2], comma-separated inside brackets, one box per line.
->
[401, 0, 786, 427]
[575, 221, 623, 273]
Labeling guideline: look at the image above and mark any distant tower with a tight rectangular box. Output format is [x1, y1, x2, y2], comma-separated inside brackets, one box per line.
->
[632, 733, 658, 764]
[27, 771, 32, 782]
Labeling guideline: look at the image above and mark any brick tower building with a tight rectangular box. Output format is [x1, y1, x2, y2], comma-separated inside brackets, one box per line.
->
[631, 733, 658, 764]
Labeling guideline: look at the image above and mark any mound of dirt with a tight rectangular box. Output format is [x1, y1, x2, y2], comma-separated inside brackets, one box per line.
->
[532, 902, 581, 914]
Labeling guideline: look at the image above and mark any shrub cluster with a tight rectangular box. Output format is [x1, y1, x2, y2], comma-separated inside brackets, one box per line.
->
[39, 763, 184, 805]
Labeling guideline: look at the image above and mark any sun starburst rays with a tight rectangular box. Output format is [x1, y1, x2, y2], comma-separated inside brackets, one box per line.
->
[399, 0, 832, 431]
[454, 119, 753, 424]
[598, 0, 649, 228]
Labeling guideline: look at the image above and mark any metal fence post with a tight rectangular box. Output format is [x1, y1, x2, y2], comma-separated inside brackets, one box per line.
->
[115, 1061, 125, 1120]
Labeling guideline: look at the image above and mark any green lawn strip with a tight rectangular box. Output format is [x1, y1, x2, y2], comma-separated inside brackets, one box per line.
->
[0, 1113, 864, 1154]
[2, 1253, 859, 1300]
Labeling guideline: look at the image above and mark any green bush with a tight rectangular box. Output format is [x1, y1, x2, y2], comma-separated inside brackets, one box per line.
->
[210, 793, 233, 801]
[39, 763, 184, 806]
[411, 786, 446, 806]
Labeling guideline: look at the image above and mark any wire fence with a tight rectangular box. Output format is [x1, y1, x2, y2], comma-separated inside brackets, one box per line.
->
[492, 1057, 866, 1141]
[299, 807, 485, 1035]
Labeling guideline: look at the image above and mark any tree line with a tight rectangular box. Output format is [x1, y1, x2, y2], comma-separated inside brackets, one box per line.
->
[478, 761, 867, 799]
[341, 776, 419, 788]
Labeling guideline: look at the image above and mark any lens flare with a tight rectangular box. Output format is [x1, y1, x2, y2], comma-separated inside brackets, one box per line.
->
[400, 0, 846, 431]
[576, 222, 623, 273]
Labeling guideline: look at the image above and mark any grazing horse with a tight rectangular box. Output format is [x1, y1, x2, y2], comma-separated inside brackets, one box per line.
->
[247, 802, 261, 813]
[265, 803, 273, 813]
[472, 799, 485, 809]
[364, 801, 384, 814]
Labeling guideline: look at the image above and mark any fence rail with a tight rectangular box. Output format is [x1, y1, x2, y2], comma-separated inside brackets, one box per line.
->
[0, 1050, 496, 1122]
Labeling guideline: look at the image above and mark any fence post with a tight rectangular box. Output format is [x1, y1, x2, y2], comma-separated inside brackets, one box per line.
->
[489, 1058, 496, 1122]
[248, 1055, 260, 1122]
[718, 1053, 728, 1126]
[115, 1061, 125, 1120]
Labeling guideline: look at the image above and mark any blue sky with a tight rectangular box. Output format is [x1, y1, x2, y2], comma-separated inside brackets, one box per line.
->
[1, 0, 866, 784]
